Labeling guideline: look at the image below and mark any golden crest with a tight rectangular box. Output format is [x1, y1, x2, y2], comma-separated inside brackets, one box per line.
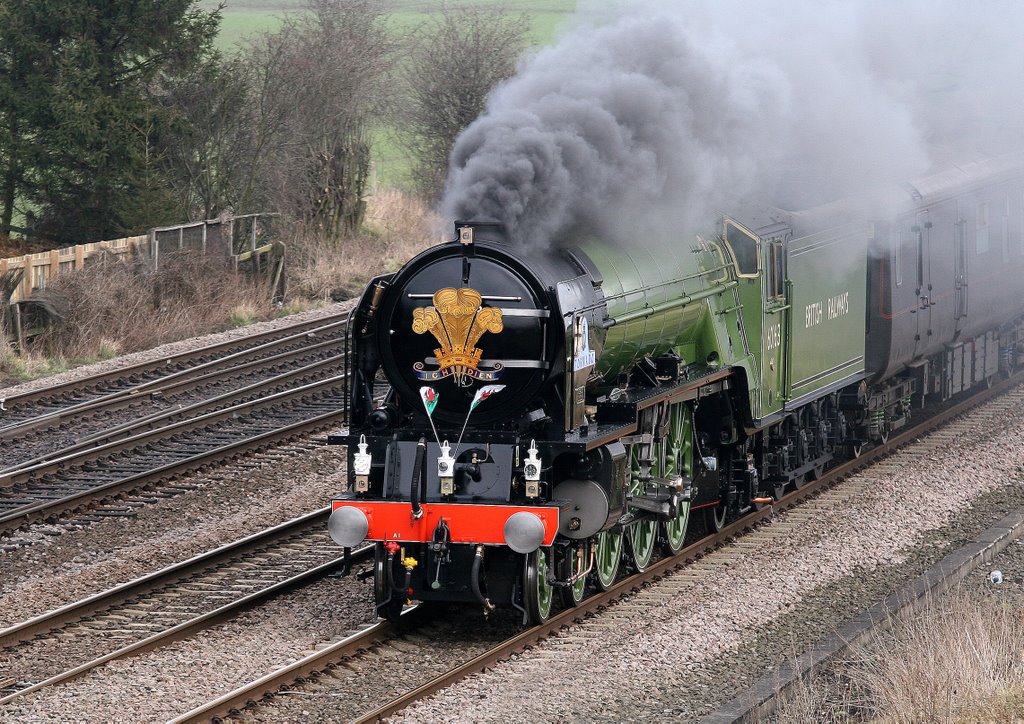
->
[412, 287, 504, 386]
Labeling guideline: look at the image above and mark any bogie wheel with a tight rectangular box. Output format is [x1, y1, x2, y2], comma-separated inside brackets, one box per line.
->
[374, 543, 404, 623]
[557, 542, 587, 608]
[660, 403, 693, 555]
[626, 439, 658, 572]
[592, 529, 623, 591]
[523, 548, 554, 625]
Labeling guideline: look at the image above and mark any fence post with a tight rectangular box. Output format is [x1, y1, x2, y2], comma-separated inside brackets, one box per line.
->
[150, 228, 158, 269]
[48, 250, 59, 287]
[13, 303, 24, 351]
[201, 223, 207, 254]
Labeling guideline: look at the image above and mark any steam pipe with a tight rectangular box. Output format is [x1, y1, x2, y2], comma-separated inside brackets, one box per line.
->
[470, 545, 495, 611]
[410, 437, 426, 519]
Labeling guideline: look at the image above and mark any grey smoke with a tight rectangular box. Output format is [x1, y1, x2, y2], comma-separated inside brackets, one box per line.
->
[441, 0, 1024, 247]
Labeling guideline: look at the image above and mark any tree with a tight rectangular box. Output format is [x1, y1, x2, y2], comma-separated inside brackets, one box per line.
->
[401, 6, 528, 200]
[159, 57, 254, 221]
[0, 0, 221, 243]
[242, 0, 393, 237]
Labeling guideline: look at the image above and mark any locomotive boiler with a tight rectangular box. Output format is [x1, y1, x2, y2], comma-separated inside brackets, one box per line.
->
[328, 155, 1024, 624]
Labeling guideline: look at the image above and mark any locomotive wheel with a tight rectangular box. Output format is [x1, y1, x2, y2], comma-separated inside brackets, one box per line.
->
[593, 529, 622, 591]
[704, 503, 727, 533]
[626, 441, 658, 572]
[374, 543, 404, 623]
[523, 548, 554, 625]
[661, 403, 692, 555]
[627, 522, 656, 572]
[557, 543, 587, 608]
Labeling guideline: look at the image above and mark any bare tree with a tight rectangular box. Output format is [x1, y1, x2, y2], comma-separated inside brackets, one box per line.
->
[401, 6, 528, 200]
[159, 58, 254, 221]
[243, 0, 393, 237]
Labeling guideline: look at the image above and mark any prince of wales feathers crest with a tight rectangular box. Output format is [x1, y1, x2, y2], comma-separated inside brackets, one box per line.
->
[412, 287, 504, 386]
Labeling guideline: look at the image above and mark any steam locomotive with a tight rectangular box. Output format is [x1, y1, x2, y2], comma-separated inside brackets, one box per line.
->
[328, 155, 1024, 623]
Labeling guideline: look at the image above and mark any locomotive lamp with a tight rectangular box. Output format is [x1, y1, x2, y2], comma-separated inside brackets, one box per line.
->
[524, 440, 542, 498]
[438, 441, 455, 495]
[352, 435, 372, 493]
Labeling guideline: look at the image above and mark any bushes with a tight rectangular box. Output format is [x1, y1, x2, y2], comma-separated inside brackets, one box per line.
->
[285, 189, 438, 302]
[31, 251, 268, 361]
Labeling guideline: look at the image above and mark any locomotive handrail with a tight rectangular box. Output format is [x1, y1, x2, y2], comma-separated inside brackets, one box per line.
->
[604, 280, 738, 328]
[567, 259, 734, 317]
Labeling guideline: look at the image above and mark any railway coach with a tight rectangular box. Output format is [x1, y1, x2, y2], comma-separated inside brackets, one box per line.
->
[327, 155, 1024, 623]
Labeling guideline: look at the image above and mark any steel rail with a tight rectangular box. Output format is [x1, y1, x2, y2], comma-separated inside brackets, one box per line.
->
[0, 507, 328, 647]
[0, 312, 347, 412]
[0, 327, 344, 442]
[0, 370, 345, 486]
[0, 519, 373, 706]
[168, 606, 433, 724]
[183, 374, 1024, 724]
[0, 398, 345, 535]
[0, 356, 345, 478]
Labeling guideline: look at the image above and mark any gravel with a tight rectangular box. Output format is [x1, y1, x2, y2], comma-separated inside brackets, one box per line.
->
[0, 441, 348, 629]
[0, 576, 376, 722]
[382, 387, 1024, 723]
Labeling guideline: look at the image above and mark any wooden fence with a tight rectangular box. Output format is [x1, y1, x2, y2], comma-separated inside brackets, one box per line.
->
[0, 236, 146, 303]
[0, 213, 280, 304]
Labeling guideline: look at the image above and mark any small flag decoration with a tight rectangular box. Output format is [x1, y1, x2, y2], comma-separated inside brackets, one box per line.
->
[470, 384, 505, 411]
[420, 386, 439, 416]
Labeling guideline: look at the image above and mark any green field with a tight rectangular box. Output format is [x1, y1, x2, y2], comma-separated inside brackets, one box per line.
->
[208, 0, 578, 50]
[203, 0, 580, 188]
[210, 0, 580, 187]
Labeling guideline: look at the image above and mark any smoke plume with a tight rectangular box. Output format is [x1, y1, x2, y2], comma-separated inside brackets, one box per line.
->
[441, 0, 1024, 247]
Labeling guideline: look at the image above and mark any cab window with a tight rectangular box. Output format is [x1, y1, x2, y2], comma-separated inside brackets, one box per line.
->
[724, 220, 760, 277]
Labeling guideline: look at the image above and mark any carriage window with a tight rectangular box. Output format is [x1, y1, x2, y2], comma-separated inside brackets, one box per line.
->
[724, 220, 760, 277]
[892, 228, 902, 287]
[976, 201, 989, 254]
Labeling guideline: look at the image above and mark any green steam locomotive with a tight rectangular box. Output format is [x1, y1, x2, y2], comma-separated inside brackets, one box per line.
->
[328, 155, 1024, 623]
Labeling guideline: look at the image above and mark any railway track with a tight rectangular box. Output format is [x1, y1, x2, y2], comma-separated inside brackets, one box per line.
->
[0, 509, 370, 706]
[0, 311, 347, 423]
[0, 311, 357, 537]
[170, 374, 1024, 723]
[0, 372, 346, 535]
[0, 316, 348, 470]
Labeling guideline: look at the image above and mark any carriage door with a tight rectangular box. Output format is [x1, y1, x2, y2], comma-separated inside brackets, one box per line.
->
[912, 209, 932, 357]
[954, 202, 969, 331]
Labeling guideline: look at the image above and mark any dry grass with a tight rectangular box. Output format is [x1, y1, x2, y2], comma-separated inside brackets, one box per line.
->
[27, 251, 270, 362]
[852, 591, 1024, 722]
[774, 591, 1024, 723]
[286, 189, 440, 302]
